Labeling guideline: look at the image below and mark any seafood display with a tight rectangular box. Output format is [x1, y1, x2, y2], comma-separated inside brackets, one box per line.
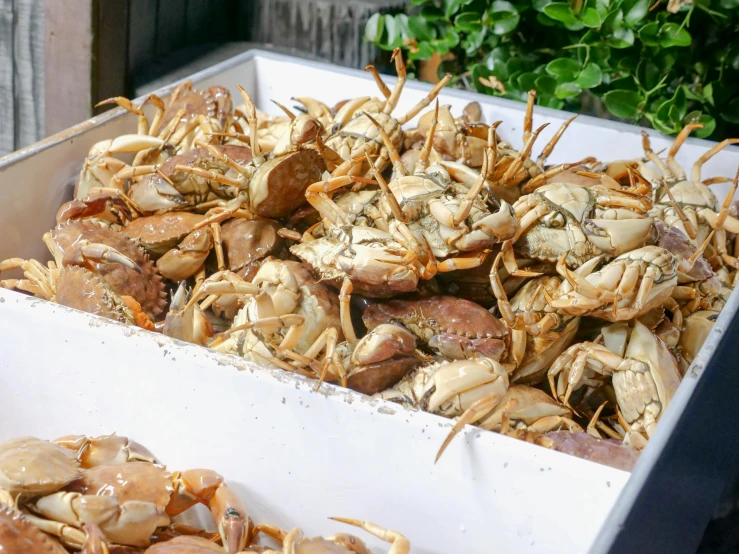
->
[0, 434, 410, 553]
[2, 47, 739, 470]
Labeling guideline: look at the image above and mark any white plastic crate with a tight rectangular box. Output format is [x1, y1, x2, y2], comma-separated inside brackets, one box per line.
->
[1, 49, 738, 553]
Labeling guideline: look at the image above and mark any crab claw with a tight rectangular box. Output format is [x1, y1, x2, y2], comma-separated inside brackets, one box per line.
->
[62, 240, 142, 273]
[129, 176, 187, 212]
[88, 135, 165, 158]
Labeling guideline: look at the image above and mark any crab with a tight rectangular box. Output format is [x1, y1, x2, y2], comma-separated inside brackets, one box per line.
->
[56, 190, 136, 229]
[549, 245, 707, 321]
[162, 281, 215, 346]
[2, 436, 249, 552]
[0, 492, 69, 554]
[50, 221, 168, 318]
[375, 358, 511, 433]
[209, 260, 343, 380]
[362, 295, 509, 362]
[100, 82, 235, 158]
[434, 384, 582, 462]
[0, 234, 156, 329]
[677, 309, 719, 374]
[325, 48, 452, 176]
[638, 127, 739, 269]
[247, 518, 410, 554]
[511, 181, 655, 268]
[489, 249, 581, 384]
[123, 200, 242, 281]
[548, 319, 682, 448]
[219, 218, 285, 282]
[289, 223, 431, 298]
[124, 144, 254, 212]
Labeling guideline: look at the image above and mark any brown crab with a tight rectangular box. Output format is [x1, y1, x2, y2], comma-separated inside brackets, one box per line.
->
[50, 221, 168, 319]
[363, 295, 508, 362]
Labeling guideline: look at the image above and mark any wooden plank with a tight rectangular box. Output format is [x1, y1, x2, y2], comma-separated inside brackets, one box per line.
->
[0, 0, 14, 155]
[14, 0, 45, 148]
[128, 0, 158, 78]
[92, 0, 129, 112]
[44, 0, 93, 136]
[155, 0, 186, 57]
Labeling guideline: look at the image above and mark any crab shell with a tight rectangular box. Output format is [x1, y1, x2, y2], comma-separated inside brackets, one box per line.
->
[51, 221, 167, 318]
[0, 503, 69, 554]
[221, 218, 284, 280]
[124, 212, 206, 256]
[143, 535, 224, 553]
[55, 265, 146, 326]
[363, 296, 509, 361]
[248, 149, 325, 218]
[56, 192, 133, 227]
[161, 83, 233, 130]
[343, 324, 419, 395]
[0, 437, 80, 497]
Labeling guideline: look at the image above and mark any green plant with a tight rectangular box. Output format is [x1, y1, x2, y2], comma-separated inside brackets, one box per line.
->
[365, 0, 739, 141]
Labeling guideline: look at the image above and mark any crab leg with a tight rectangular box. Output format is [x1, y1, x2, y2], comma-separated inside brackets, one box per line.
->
[414, 100, 440, 175]
[340, 278, 358, 345]
[237, 85, 262, 159]
[437, 249, 490, 272]
[691, 138, 739, 182]
[380, 48, 408, 116]
[523, 91, 536, 144]
[365, 153, 406, 223]
[396, 73, 452, 125]
[641, 131, 674, 180]
[522, 161, 582, 194]
[330, 518, 411, 554]
[97, 97, 150, 136]
[365, 64, 392, 99]
[366, 113, 405, 177]
[537, 113, 578, 166]
[503, 123, 549, 184]
[435, 391, 505, 463]
[664, 184, 698, 239]
[452, 139, 488, 227]
[666, 123, 703, 179]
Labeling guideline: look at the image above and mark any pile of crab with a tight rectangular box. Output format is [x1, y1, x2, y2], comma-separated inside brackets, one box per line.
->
[0, 434, 410, 553]
[2, 48, 739, 469]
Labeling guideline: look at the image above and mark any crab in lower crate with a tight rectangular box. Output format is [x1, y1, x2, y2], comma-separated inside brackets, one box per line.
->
[0, 435, 249, 552]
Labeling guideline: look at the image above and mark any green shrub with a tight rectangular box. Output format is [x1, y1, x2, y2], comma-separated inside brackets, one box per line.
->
[365, 0, 739, 141]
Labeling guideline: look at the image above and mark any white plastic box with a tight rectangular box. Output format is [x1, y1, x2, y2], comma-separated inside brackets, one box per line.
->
[1, 50, 738, 554]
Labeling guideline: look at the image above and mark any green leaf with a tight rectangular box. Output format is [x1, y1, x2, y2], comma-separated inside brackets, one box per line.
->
[517, 72, 539, 92]
[610, 26, 635, 48]
[536, 75, 558, 95]
[409, 41, 435, 60]
[722, 97, 739, 124]
[648, 112, 678, 134]
[364, 13, 384, 43]
[580, 7, 602, 27]
[639, 22, 660, 46]
[471, 63, 494, 93]
[420, 5, 445, 21]
[555, 82, 583, 99]
[703, 83, 714, 106]
[543, 3, 578, 25]
[539, 95, 566, 109]
[576, 62, 603, 88]
[455, 11, 482, 32]
[410, 0, 427, 4]
[720, 0, 739, 7]
[486, 1, 521, 35]
[533, 0, 551, 10]
[624, 0, 649, 26]
[383, 15, 403, 49]
[407, 16, 435, 41]
[545, 57, 581, 80]
[659, 23, 692, 47]
[684, 111, 716, 139]
[672, 86, 688, 121]
[536, 12, 559, 26]
[462, 28, 487, 55]
[603, 89, 643, 119]
[636, 59, 660, 90]
[445, 0, 475, 17]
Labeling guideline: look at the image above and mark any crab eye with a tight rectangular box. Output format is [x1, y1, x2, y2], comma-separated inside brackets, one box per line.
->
[543, 211, 566, 229]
